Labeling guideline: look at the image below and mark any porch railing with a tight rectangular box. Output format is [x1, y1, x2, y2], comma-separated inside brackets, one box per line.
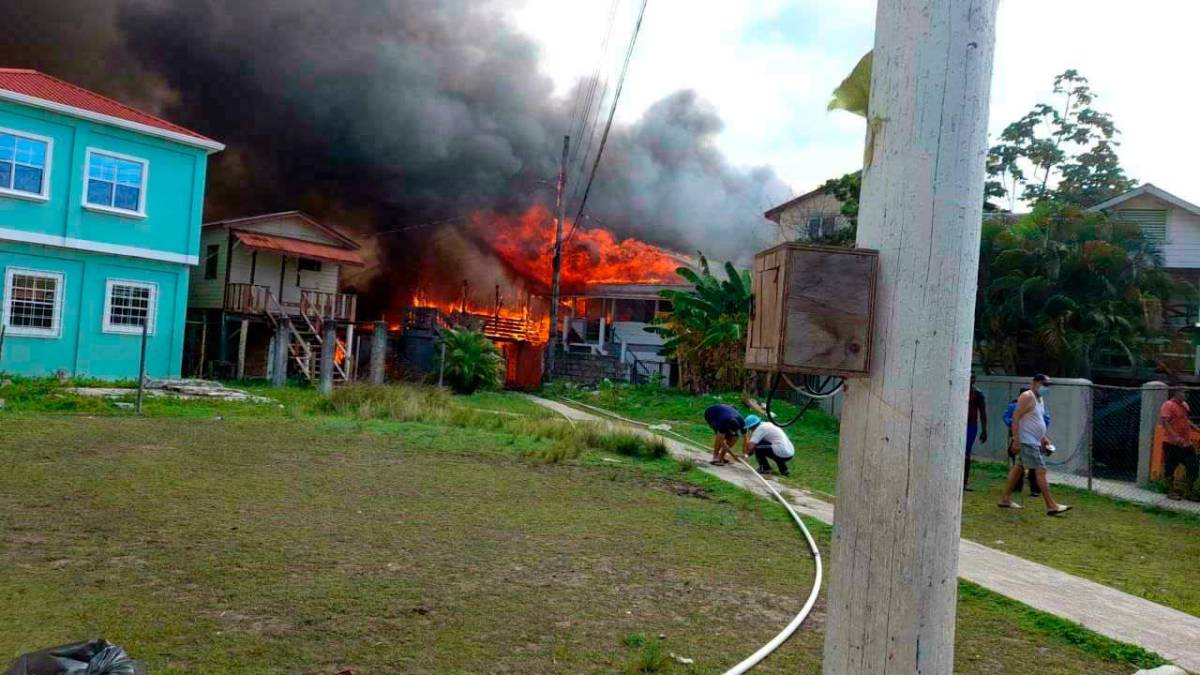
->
[224, 283, 272, 315]
[224, 284, 356, 322]
[301, 289, 357, 322]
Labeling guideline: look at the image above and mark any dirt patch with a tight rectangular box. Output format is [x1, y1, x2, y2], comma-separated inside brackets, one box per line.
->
[655, 480, 710, 499]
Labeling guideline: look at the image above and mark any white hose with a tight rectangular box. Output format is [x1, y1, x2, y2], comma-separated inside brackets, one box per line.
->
[554, 398, 824, 673]
[724, 454, 823, 674]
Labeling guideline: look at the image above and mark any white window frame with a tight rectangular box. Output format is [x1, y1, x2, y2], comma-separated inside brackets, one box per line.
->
[102, 278, 158, 336]
[82, 148, 149, 218]
[2, 267, 65, 338]
[0, 126, 53, 202]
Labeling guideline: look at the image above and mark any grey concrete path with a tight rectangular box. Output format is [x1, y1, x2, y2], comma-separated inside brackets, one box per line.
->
[527, 395, 1200, 673]
[1046, 471, 1200, 516]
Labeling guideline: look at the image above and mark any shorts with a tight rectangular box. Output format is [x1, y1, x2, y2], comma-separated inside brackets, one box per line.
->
[1018, 443, 1047, 470]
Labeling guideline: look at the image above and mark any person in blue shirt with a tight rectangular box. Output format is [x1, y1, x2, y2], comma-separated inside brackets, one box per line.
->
[703, 403, 746, 466]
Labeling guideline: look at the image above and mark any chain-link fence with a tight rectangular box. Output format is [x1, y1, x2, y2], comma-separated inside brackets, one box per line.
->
[1090, 385, 1142, 482]
[816, 377, 1198, 493]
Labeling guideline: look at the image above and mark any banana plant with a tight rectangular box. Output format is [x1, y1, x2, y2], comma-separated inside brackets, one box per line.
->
[647, 255, 752, 392]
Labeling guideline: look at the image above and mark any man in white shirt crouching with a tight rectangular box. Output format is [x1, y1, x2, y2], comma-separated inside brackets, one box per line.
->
[744, 414, 794, 476]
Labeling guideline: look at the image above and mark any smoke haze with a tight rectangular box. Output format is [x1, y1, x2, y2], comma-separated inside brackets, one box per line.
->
[0, 0, 790, 285]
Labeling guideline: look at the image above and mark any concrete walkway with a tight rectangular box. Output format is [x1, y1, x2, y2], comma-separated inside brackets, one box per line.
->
[1046, 471, 1200, 516]
[527, 396, 1200, 673]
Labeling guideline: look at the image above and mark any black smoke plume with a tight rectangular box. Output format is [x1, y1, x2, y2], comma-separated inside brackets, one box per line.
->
[0, 0, 790, 304]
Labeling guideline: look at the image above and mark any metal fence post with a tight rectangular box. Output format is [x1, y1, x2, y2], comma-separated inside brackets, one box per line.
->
[135, 320, 149, 414]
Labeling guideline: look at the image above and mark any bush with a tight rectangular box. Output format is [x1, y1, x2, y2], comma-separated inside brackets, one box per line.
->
[437, 327, 503, 394]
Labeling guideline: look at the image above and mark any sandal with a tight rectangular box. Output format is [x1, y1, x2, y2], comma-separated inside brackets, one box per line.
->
[997, 501, 1022, 509]
[1047, 505, 1072, 516]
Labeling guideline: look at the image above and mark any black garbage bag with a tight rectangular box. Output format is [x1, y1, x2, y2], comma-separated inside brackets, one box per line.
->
[5, 640, 144, 675]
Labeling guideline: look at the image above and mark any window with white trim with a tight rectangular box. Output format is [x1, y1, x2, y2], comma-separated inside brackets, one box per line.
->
[85, 150, 147, 215]
[102, 279, 157, 335]
[3, 268, 63, 337]
[0, 129, 51, 199]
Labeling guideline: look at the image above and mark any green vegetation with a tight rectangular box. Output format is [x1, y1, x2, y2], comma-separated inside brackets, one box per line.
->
[647, 256, 752, 393]
[985, 70, 1134, 210]
[437, 326, 504, 394]
[0, 380, 1167, 672]
[557, 382, 1200, 617]
[976, 200, 1172, 376]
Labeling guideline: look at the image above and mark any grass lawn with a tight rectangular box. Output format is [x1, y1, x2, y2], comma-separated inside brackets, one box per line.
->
[555, 383, 1200, 618]
[0, 382, 1164, 673]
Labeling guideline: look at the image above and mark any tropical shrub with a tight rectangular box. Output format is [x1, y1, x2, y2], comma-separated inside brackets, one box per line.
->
[975, 201, 1174, 376]
[648, 255, 751, 393]
[437, 327, 503, 394]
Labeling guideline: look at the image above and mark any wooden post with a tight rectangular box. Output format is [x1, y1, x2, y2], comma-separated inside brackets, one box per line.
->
[197, 316, 208, 379]
[546, 134, 570, 380]
[370, 320, 387, 385]
[319, 317, 336, 396]
[272, 325, 289, 387]
[236, 319, 249, 380]
[822, 2, 998, 674]
[345, 323, 356, 380]
[438, 340, 447, 388]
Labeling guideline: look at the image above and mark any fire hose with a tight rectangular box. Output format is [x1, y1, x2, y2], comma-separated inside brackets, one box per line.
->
[556, 399, 823, 673]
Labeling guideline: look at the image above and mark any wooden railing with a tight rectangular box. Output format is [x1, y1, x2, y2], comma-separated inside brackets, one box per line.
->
[224, 283, 272, 315]
[301, 289, 357, 322]
[224, 284, 356, 322]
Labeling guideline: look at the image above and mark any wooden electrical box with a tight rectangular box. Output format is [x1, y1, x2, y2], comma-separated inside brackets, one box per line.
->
[745, 242, 878, 377]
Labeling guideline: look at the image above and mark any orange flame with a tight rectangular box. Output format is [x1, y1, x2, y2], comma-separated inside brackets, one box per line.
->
[410, 292, 549, 343]
[473, 205, 682, 292]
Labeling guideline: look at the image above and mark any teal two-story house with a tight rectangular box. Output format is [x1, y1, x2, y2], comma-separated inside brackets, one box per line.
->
[0, 69, 222, 379]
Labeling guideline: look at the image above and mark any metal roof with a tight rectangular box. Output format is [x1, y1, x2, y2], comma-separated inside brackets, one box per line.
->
[0, 69, 222, 152]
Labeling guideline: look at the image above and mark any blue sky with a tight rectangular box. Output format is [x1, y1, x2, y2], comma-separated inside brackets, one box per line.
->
[516, 0, 1200, 207]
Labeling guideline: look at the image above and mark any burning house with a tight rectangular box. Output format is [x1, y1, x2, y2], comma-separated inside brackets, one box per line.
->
[382, 205, 691, 387]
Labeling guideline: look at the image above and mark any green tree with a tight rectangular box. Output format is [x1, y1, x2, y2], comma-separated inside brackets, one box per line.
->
[986, 70, 1135, 210]
[975, 201, 1172, 377]
[437, 326, 503, 394]
[815, 170, 862, 246]
[647, 255, 751, 393]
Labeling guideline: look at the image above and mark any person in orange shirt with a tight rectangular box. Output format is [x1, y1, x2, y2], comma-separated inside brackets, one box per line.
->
[1159, 389, 1200, 501]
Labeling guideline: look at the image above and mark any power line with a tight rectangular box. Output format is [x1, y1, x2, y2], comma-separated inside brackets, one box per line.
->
[564, 0, 650, 245]
[566, 0, 620, 177]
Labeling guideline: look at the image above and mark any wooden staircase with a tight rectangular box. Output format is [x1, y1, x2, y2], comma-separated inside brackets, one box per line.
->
[264, 290, 349, 383]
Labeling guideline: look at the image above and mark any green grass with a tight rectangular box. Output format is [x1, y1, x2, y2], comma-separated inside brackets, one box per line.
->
[556, 382, 1200, 618]
[0, 379, 1167, 672]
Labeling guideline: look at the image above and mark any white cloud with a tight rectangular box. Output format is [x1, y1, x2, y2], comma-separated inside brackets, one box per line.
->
[513, 0, 1199, 204]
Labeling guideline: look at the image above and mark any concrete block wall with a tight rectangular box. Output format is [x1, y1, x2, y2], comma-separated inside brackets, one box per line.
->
[550, 351, 630, 385]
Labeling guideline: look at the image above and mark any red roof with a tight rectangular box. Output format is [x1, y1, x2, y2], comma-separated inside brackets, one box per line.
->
[0, 68, 219, 148]
[234, 231, 366, 267]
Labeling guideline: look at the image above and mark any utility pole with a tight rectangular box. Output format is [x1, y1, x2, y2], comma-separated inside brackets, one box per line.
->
[822, 2, 998, 674]
[546, 134, 570, 380]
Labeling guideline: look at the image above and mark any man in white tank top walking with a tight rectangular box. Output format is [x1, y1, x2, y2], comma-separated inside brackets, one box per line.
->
[998, 374, 1072, 515]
